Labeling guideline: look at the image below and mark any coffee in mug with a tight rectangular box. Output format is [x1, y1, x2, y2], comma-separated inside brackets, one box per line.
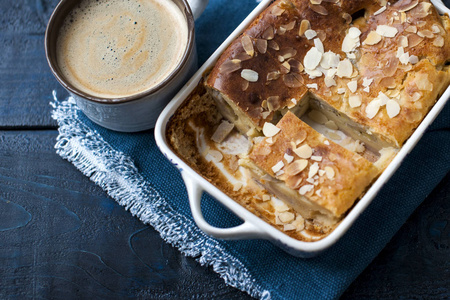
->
[56, 0, 189, 98]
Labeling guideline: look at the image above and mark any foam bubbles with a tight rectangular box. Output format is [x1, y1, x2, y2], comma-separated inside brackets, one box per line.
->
[56, 0, 188, 98]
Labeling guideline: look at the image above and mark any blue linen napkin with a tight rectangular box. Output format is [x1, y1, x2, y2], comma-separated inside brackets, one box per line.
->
[51, 0, 450, 299]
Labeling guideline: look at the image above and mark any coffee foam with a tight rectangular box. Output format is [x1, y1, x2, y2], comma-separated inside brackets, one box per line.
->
[56, 0, 188, 98]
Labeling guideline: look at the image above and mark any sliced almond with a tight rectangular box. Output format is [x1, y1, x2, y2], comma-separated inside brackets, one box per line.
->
[268, 40, 279, 50]
[309, 4, 328, 15]
[348, 95, 362, 108]
[279, 212, 295, 223]
[304, 47, 322, 70]
[280, 47, 298, 59]
[374, 6, 386, 15]
[267, 71, 280, 81]
[256, 39, 267, 54]
[308, 162, 319, 178]
[285, 21, 296, 31]
[336, 59, 353, 78]
[262, 122, 280, 137]
[407, 34, 424, 47]
[324, 166, 335, 179]
[283, 73, 304, 88]
[405, 25, 417, 33]
[280, 61, 291, 74]
[288, 59, 303, 73]
[314, 38, 324, 53]
[365, 99, 381, 119]
[299, 20, 311, 36]
[294, 144, 313, 159]
[287, 176, 303, 189]
[241, 69, 258, 82]
[220, 59, 241, 74]
[433, 35, 444, 47]
[267, 96, 280, 111]
[386, 99, 400, 118]
[262, 26, 274, 40]
[324, 76, 336, 87]
[271, 5, 285, 16]
[286, 159, 308, 176]
[398, 0, 418, 12]
[241, 35, 254, 57]
[304, 29, 317, 40]
[242, 80, 249, 91]
[417, 30, 434, 38]
[347, 80, 358, 93]
[398, 35, 408, 47]
[299, 184, 314, 195]
[272, 160, 285, 173]
[363, 31, 382, 45]
[284, 153, 294, 163]
[376, 25, 398, 37]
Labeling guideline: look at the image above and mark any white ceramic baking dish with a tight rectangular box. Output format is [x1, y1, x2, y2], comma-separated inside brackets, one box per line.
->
[155, 0, 450, 257]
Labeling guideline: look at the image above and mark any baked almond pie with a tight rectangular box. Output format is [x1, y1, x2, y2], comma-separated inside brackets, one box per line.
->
[168, 0, 450, 240]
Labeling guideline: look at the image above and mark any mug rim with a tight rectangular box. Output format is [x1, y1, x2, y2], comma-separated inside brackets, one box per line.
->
[45, 0, 196, 104]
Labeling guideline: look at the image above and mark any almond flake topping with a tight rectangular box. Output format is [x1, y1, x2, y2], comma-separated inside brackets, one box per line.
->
[386, 99, 401, 118]
[347, 80, 358, 93]
[284, 153, 294, 163]
[365, 99, 381, 119]
[294, 144, 313, 159]
[349, 95, 362, 108]
[311, 155, 322, 161]
[363, 31, 382, 45]
[262, 122, 280, 137]
[299, 20, 311, 36]
[262, 194, 271, 201]
[308, 162, 319, 178]
[433, 35, 445, 47]
[309, 4, 328, 16]
[304, 47, 323, 70]
[304, 29, 317, 40]
[374, 6, 386, 15]
[324, 166, 335, 179]
[262, 26, 274, 40]
[337, 88, 346, 94]
[299, 184, 314, 195]
[336, 59, 353, 78]
[398, 0, 418, 12]
[376, 25, 398, 38]
[286, 159, 308, 175]
[324, 76, 336, 87]
[399, 35, 408, 47]
[241, 35, 254, 57]
[220, 59, 241, 74]
[241, 69, 258, 82]
[256, 39, 268, 54]
[314, 38, 324, 53]
[363, 77, 374, 87]
[342, 27, 361, 53]
[306, 83, 318, 89]
[279, 212, 295, 223]
[267, 71, 280, 81]
[272, 160, 285, 173]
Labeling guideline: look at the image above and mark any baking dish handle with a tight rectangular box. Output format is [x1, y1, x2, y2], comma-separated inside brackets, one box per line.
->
[182, 172, 268, 240]
[432, 0, 450, 14]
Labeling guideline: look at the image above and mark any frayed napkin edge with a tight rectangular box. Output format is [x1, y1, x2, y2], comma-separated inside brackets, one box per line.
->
[50, 91, 271, 300]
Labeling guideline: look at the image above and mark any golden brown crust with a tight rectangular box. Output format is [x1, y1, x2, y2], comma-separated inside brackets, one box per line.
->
[206, 0, 450, 146]
[249, 112, 378, 217]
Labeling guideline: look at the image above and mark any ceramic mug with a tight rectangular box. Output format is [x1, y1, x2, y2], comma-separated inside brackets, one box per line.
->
[45, 0, 208, 132]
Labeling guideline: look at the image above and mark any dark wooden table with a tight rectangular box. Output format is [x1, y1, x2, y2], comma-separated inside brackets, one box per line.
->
[1, 0, 449, 299]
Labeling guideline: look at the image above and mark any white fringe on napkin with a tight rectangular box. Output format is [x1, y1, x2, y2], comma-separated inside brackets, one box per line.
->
[50, 91, 270, 300]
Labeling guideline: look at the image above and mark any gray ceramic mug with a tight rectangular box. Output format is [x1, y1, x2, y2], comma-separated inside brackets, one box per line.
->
[45, 0, 208, 132]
